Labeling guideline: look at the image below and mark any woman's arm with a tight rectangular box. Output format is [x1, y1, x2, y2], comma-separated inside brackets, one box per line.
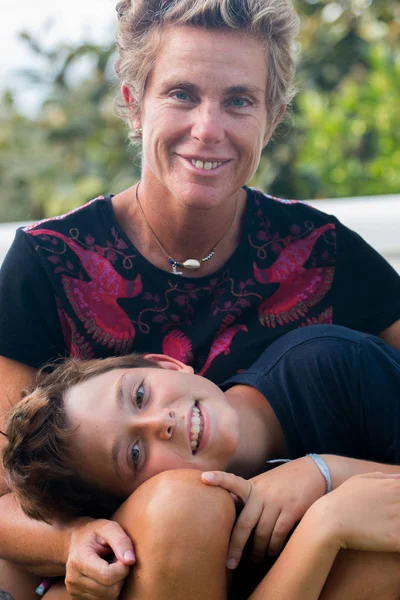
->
[250, 473, 400, 600]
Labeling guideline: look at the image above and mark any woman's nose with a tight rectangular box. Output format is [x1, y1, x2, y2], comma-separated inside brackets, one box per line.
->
[191, 103, 224, 144]
[134, 410, 175, 441]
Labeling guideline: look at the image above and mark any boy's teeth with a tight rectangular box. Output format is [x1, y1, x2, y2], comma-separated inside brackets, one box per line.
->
[191, 159, 222, 170]
[190, 405, 204, 453]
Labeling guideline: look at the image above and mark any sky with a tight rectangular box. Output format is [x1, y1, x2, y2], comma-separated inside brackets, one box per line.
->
[1, 0, 116, 113]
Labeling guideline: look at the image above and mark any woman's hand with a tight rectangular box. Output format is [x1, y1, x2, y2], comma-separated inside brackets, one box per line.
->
[201, 457, 326, 569]
[311, 472, 400, 554]
[65, 518, 135, 599]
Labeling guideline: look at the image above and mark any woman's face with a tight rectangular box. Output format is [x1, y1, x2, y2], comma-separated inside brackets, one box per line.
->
[129, 25, 272, 210]
[65, 359, 241, 497]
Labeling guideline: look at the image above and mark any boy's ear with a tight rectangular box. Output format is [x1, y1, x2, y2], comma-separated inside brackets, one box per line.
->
[144, 353, 194, 374]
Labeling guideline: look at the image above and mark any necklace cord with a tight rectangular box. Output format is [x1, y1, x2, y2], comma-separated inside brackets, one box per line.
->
[135, 183, 238, 271]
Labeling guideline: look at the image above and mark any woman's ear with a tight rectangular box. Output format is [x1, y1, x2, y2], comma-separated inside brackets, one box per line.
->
[121, 82, 141, 127]
[144, 353, 194, 374]
[262, 104, 286, 147]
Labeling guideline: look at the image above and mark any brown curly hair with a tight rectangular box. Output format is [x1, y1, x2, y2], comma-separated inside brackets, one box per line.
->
[114, 0, 300, 143]
[2, 354, 156, 524]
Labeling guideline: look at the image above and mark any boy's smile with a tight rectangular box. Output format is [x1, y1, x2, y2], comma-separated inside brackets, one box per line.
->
[64, 356, 242, 497]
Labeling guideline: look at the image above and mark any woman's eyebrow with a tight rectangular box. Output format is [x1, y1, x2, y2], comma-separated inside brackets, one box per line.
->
[161, 79, 263, 97]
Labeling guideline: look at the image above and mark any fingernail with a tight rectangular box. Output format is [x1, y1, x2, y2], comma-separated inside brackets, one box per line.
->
[124, 550, 135, 562]
[202, 472, 215, 482]
[227, 558, 237, 570]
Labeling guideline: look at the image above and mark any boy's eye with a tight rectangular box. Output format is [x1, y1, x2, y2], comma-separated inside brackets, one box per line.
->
[131, 442, 140, 466]
[136, 384, 145, 408]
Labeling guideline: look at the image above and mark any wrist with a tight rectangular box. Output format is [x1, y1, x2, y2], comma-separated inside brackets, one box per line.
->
[60, 517, 94, 565]
[303, 494, 343, 554]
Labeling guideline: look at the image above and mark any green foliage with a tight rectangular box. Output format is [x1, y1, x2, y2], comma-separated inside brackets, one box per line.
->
[253, 0, 400, 199]
[0, 1, 399, 221]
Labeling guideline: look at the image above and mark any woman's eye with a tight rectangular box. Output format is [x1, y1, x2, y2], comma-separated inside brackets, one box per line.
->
[131, 442, 140, 466]
[172, 91, 190, 102]
[230, 97, 250, 108]
[136, 384, 145, 408]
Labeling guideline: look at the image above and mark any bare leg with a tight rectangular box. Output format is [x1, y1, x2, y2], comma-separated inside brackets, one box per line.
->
[46, 469, 235, 600]
[320, 550, 400, 600]
[0, 559, 41, 600]
[116, 469, 235, 600]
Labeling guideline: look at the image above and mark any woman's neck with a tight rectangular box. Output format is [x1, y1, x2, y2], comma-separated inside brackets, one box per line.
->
[112, 182, 247, 277]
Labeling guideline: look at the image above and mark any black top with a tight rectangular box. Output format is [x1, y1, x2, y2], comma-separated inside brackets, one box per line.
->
[1, 188, 400, 383]
[222, 324, 400, 463]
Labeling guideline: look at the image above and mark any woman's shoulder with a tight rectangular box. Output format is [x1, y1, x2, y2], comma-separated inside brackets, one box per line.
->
[247, 187, 336, 220]
[23, 194, 114, 236]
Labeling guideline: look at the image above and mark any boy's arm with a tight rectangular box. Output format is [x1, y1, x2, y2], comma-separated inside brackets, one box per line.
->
[323, 454, 400, 487]
[203, 455, 400, 567]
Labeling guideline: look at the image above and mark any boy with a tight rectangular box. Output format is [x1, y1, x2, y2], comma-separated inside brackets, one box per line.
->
[3, 324, 400, 568]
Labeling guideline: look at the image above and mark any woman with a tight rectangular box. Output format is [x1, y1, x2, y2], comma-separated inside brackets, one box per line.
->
[1, 0, 400, 598]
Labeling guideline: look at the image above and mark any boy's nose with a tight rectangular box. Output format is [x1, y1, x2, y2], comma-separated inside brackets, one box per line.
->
[135, 410, 175, 440]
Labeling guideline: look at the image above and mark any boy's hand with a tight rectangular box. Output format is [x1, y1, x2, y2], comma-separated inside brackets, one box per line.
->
[65, 518, 135, 599]
[202, 456, 326, 569]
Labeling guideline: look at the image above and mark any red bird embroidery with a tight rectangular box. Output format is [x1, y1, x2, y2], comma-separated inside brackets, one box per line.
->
[254, 224, 335, 328]
[30, 229, 142, 352]
[162, 329, 193, 364]
[198, 325, 248, 376]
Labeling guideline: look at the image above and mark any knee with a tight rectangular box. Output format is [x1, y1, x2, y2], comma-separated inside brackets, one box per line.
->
[114, 469, 235, 555]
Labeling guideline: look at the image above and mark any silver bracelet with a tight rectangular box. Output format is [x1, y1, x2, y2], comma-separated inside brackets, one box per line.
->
[307, 453, 332, 493]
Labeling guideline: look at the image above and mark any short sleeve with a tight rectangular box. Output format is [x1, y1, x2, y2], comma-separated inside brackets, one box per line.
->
[358, 336, 400, 463]
[0, 229, 66, 368]
[332, 220, 400, 335]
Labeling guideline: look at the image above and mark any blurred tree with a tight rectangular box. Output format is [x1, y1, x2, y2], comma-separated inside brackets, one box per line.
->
[254, 0, 400, 198]
[0, 0, 399, 221]
[0, 34, 140, 221]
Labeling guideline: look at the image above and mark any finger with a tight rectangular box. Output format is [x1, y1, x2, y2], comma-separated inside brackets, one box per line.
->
[202, 471, 252, 503]
[97, 521, 136, 565]
[79, 552, 130, 587]
[67, 574, 124, 599]
[250, 507, 281, 564]
[227, 495, 263, 569]
[268, 511, 296, 557]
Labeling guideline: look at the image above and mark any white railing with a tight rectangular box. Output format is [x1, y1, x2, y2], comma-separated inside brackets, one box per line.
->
[1, 194, 400, 271]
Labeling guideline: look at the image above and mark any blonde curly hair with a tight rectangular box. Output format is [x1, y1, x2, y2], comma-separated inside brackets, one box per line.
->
[114, 0, 300, 143]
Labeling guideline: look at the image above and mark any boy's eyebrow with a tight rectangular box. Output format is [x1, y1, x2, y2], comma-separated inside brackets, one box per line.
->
[110, 374, 130, 482]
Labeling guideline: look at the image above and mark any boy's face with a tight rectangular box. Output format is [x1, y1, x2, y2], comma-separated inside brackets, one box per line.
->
[65, 357, 241, 497]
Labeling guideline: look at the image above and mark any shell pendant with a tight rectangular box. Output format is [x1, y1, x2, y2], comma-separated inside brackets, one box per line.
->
[182, 259, 201, 269]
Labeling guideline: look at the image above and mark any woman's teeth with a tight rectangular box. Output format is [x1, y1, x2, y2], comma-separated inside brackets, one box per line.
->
[191, 159, 222, 170]
[190, 404, 203, 453]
